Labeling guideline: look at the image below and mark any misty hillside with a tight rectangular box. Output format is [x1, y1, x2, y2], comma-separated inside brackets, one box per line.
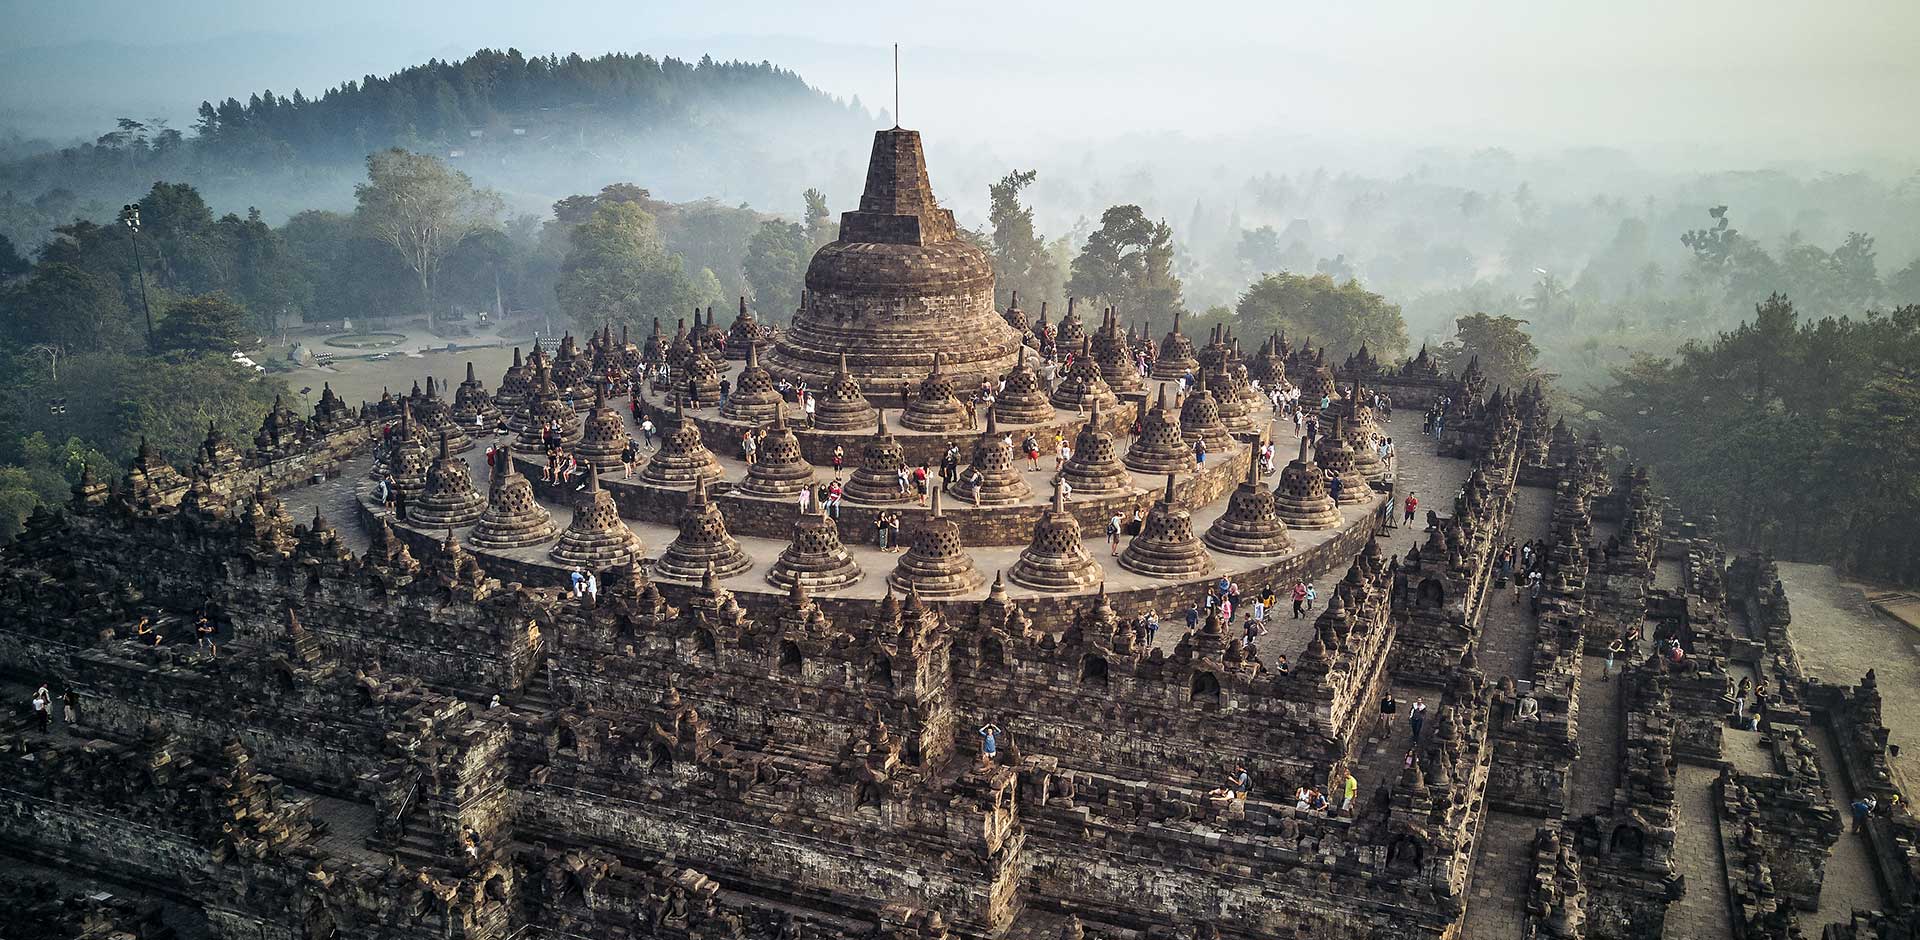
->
[0, 48, 874, 247]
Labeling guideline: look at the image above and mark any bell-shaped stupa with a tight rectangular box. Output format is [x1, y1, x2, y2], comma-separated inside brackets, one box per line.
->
[655, 478, 752, 580]
[549, 465, 642, 568]
[1124, 384, 1197, 475]
[1117, 475, 1215, 579]
[409, 434, 487, 529]
[764, 128, 1024, 392]
[1273, 436, 1342, 529]
[1009, 480, 1104, 592]
[1203, 445, 1292, 556]
[887, 487, 986, 598]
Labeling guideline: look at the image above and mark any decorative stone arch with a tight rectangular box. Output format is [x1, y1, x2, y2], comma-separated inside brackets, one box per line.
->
[779, 640, 803, 676]
[555, 722, 579, 752]
[1081, 653, 1109, 687]
[648, 740, 674, 771]
[1387, 832, 1426, 871]
[980, 636, 1006, 669]
[695, 629, 716, 656]
[869, 653, 895, 688]
[1190, 670, 1222, 705]
[1417, 577, 1446, 608]
[1609, 823, 1646, 858]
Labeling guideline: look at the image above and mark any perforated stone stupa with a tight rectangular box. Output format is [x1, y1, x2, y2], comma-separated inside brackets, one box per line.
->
[655, 479, 751, 580]
[887, 487, 986, 597]
[948, 411, 1031, 506]
[409, 435, 487, 529]
[1203, 447, 1293, 557]
[468, 456, 558, 550]
[1125, 384, 1197, 475]
[718, 341, 782, 424]
[1274, 436, 1343, 529]
[1009, 480, 1104, 592]
[1060, 399, 1132, 496]
[638, 401, 723, 488]
[1118, 475, 1215, 579]
[549, 466, 641, 568]
[810, 353, 879, 432]
[1315, 416, 1371, 504]
[766, 504, 864, 591]
[735, 402, 812, 499]
[1152, 311, 1200, 381]
[573, 385, 633, 473]
[900, 352, 972, 432]
[991, 345, 1055, 425]
[764, 128, 1024, 391]
[843, 411, 912, 504]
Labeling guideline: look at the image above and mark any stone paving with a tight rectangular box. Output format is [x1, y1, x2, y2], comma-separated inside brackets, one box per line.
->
[1665, 763, 1734, 939]
[1461, 812, 1540, 939]
[1567, 655, 1622, 818]
[1806, 721, 1889, 929]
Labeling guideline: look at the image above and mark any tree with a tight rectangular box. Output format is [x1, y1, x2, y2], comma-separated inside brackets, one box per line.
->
[353, 148, 501, 327]
[1235, 226, 1283, 277]
[1891, 256, 1920, 307]
[987, 170, 1062, 307]
[554, 201, 700, 335]
[1233, 272, 1408, 360]
[1523, 270, 1571, 323]
[0, 234, 27, 285]
[1437, 313, 1543, 389]
[0, 262, 138, 352]
[1068, 205, 1184, 324]
[154, 293, 251, 355]
[803, 189, 838, 247]
[742, 220, 810, 316]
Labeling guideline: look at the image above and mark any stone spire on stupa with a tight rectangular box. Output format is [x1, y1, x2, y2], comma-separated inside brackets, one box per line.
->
[843, 410, 913, 504]
[719, 339, 783, 424]
[1151, 311, 1200, 381]
[766, 500, 864, 591]
[573, 384, 633, 474]
[1050, 336, 1120, 415]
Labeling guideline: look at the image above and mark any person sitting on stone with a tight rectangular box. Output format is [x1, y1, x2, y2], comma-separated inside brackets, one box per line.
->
[133, 615, 162, 647]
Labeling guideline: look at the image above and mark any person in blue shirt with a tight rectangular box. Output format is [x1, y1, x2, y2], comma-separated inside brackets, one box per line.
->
[979, 724, 1001, 765]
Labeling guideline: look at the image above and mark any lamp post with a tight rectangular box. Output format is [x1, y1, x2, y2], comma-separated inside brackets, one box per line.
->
[120, 203, 155, 348]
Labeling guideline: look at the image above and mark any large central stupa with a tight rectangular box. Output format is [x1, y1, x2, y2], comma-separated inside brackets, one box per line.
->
[763, 128, 1025, 392]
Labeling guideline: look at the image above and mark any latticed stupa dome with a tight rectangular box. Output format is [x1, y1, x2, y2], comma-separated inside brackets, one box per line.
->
[1273, 437, 1342, 530]
[550, 466, 641, 568]
[887, 487, 986, 598]
[1118, 475, 1214, 579]
[991, 345, 1055, 425]
[656, 478, 751, 581]
[468, 457, 559, 550]
[1009, 481, 1104, 592]
[1125, 384, 1197, 476]
[1152, 311, 1200, 381]
[765, 128, 1024, 393]
[767, 503, 863, 591]
[410, 435, 486, 529]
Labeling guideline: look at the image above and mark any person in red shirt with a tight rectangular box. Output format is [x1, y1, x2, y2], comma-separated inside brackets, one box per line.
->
[1403, 493, 1418, 525]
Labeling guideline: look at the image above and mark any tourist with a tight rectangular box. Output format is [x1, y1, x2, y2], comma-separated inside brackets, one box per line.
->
[1194, 437, 1207, 466]
[622, 439, 640, 477]
[194, 610, 217, 656]
[1291, 581, 1308, 619]
[30, 683, 52, 734]
[913, 464, 930, 504]
[832, 445, 845, 473]
[1327, 474, 1343, 503]
[826, 479, 844, 519]
[584, 571, 599, 600]
[1186, 602, 1201, 631]
[741, 430, 757, 464]
[1341, 770, 1358, 813]
[895, 467, 910, 497]
[1023, 434, 1041, 471]
[62, 689, 78, 726]
[569, 568, 587, 597]
[941, 446, 960, 487]
[978, 724, 1001, 764]
[1604, 637, 1624, 681]
[1404, 493, 1418, 525]
[1851, 796, 1877, 833]
[1305, 584, 1317, 610]
[1378, 693, 1399, 736]
[134, 615, 161, 647]
[1228, 766, 1251, 801]
[803, 395, 817, 426]
[1145, 612, 1159, 645]
[1735, 676, 1753, 717]
[1128, 508, 1145, 536]
[1409, 699, 1428, 740]
[1106, 513, 1123, 556]
[640, 416, 656, 449]
[798, 484, 813, 514]
[874, 512, 890, 550]
[1274, 653, 1290, 675]
[1373, 783, 1394, 821]
[886, 513, 902, 552]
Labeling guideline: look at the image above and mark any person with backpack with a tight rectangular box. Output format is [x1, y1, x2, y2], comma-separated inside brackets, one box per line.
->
[1106, 513, 1123, 556]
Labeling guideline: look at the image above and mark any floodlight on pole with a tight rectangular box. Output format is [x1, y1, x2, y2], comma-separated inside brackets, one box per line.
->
[120, 203, 155, 348]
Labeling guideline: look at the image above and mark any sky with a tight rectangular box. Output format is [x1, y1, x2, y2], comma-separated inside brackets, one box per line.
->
[3, 0, 1918, 169]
